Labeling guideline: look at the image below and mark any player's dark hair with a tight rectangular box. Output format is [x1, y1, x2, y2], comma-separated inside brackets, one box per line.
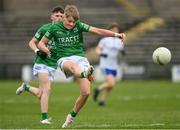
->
[107, 22, 119, 30]
[52, 6, 64, 14]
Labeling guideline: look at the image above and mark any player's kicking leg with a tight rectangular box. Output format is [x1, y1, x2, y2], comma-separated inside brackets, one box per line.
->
[87, 65, 94, 81]
[79, 65, 94, 81]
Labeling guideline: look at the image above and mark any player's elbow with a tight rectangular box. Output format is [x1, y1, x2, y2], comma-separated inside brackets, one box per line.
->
[90, 27, 102, 35]
[37, 41, 43, 49]
[28, 39, 34, 48]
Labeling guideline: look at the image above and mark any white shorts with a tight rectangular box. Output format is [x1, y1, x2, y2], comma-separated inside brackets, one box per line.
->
[57, 56, 90, 77]
[33, 63, 56, 81]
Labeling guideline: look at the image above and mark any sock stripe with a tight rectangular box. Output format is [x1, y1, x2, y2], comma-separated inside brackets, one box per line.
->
[24, 83, 30, 92]
[70, 111, 77, 117]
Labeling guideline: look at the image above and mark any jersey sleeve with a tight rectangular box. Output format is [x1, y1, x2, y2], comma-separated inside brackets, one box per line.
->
[34, 26, 46, 41]
[78, 20, 90, 32]
[44, 26, 54, 40]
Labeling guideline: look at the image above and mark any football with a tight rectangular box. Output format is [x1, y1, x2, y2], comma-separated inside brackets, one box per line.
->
[152, 47, 171, 65]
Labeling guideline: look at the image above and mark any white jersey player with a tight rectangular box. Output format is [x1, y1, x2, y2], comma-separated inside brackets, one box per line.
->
[93, 23, 126, 106]
[99, 36, 124, 71]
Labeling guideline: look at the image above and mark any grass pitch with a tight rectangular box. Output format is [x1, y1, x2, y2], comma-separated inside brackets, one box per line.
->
[0, 80, 180, 129]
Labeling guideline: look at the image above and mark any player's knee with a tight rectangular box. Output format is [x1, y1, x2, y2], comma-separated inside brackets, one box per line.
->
[37, 88, 43, 99]
[43, 86, 51, 93]
[81, 91, 90, 97]
[64, 61, 74, 71]
[107, 82, 115, 89]
[107, 85, 113, 90]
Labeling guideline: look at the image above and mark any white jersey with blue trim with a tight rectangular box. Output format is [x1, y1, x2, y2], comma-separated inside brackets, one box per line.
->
[99, 37, 124, 70]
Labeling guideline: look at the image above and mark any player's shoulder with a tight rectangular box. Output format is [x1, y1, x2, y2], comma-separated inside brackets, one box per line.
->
[100, 37, 111, 42]
[38, 23, 52, 31]
[76, 20, 89, 27]
[99, 37, 108, 46]
[52, 21, 63, 27]
[48, 21, 63, 30]
[74, 19, 81, 27]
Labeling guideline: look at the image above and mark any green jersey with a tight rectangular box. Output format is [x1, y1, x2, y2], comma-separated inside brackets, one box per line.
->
[44, 20, 90, 58]
[34, 23, 58, 69]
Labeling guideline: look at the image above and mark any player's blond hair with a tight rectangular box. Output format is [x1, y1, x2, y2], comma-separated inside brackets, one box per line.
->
[64, 5, 79, 21]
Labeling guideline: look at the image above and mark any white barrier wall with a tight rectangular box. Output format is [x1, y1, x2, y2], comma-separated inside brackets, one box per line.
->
[21, 64, 145, 82]
[172, 65, 180, 82]
[21, 65, 32, 82]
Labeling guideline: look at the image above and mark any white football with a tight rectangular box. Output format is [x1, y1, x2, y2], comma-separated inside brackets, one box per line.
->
[152, 47, 171, 65]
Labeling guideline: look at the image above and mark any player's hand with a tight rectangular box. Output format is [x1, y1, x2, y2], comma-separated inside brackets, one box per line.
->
[100, 53, 108, 58]
[36, 50, 47, 60]
[119, 33, 126, 41]
[47, 51, 51, 57]
[121, 50, 126, 56]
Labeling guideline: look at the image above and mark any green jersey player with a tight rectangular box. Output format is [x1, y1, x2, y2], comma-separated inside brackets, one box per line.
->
[38, 5, 125, 128]
[16, 6, 64, 124]
[34, 23, 58, 69]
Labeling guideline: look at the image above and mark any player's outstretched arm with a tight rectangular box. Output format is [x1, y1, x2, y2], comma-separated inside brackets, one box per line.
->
[38, 37, 51, 56]
[89, 26, 126, 41]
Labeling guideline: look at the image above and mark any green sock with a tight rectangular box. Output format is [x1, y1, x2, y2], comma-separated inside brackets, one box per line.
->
[70, 111, 77, 118]
[24, 84, 30, 92]
[80, 71, 87, 78]
[42, 113, 48, 120]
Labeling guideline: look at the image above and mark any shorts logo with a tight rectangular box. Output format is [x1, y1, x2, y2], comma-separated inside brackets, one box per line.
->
[35, 66, 41, 70]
